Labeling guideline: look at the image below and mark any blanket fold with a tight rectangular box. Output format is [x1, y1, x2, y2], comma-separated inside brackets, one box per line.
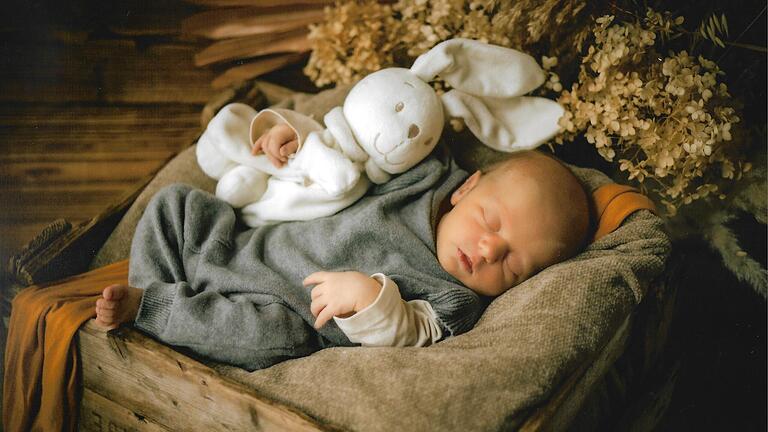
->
[3, 260, 129, 432]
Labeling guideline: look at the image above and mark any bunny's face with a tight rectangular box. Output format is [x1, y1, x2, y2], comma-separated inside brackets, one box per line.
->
[343, 68, 444, 174]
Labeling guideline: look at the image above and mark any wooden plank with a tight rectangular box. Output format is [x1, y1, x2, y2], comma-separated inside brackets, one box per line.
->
[0, 41, 217, 103]
[0, 104, 199, 254]
[80, 388, 172, 432]
[0, 1, 100, 34]
[105, 0, 201, 38]
[0, 1, 194, 39]
[0, 181, 136, 195]
[78, 321, 336, 431]
[5, 161, 165, 285]
[0, 154, 174, 187]
[0, 104, 203, 155]
[0, 188, 135, 223]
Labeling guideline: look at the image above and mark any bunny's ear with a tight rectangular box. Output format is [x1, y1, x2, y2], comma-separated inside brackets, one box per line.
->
[441, 90, 564, 152]
[411, 38, 545, 98]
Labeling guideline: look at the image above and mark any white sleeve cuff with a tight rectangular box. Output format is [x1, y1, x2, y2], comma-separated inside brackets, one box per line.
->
[334, 274, 443, 347]
[334, 273, 397, 329]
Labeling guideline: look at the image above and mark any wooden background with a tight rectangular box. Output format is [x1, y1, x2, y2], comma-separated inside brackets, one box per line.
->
[0, 0, 220, 271]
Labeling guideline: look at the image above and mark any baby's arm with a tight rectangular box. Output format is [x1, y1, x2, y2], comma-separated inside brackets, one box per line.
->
[303, 271, 443, 347]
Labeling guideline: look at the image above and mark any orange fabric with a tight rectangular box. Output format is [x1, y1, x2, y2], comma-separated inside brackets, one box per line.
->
[3, 259, 129, 432]
[591, 184, 657, 242]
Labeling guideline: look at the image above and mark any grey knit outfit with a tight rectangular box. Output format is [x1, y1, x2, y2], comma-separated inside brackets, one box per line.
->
[129, 148, 484, 371]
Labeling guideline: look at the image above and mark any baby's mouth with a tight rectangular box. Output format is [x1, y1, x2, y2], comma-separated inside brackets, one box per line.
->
[458, 248, 473, 274]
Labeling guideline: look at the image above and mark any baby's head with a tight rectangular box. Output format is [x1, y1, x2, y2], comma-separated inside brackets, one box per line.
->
[436, 151, 590, 296]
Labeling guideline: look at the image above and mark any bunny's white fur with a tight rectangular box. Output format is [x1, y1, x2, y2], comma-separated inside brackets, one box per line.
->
[196, 38, 564, 227]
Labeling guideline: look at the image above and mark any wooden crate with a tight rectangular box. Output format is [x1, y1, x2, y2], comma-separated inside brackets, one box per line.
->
[5, 84, 677, 432]
[10, 207, 673, 432]
[73, 314, 637, 432]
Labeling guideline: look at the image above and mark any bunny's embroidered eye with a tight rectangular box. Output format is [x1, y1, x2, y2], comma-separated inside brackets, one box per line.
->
[395, 102, 404, 112]
[423, 137, 433, 147]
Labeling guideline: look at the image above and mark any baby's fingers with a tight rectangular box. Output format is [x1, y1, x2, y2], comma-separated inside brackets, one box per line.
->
[251, 135, 265, 155]
[279, 139, 299, 157]
[310, 297, 326, 318]
[265, 152, 283, 168]
[265, 136, 287, 163]
[303, 272, 328, 287]
[314, 305, 336, 329]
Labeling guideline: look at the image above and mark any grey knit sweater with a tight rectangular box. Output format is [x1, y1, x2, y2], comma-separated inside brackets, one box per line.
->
[129, 147, 484, 370]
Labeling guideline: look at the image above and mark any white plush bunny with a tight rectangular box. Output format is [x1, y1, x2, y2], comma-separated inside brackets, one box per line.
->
[196, 38, 564, 227]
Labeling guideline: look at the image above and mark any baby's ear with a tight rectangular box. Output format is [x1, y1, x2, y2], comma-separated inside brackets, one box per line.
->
[450, 170, 482, 206]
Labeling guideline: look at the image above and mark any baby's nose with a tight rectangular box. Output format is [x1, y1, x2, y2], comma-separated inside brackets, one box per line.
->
[479, 233, 507, 263]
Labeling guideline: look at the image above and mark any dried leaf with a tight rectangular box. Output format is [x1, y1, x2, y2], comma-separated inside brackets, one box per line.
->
[711, 14, 721, 34]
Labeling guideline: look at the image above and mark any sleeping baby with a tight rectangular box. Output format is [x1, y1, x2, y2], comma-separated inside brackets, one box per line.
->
[93, 128, 590, 370]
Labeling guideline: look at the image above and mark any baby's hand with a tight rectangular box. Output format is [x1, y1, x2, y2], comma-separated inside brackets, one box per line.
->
[252, 123, 299, 168]
[303, 271, 382, 329]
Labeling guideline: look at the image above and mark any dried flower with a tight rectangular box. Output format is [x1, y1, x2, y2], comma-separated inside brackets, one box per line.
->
[305, 0, 602, 87]
[303, 1, 401, 87]
[556, 10, 747, 215]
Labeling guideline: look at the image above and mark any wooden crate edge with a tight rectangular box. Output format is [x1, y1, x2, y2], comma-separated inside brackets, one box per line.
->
[78, 320, 340, 432]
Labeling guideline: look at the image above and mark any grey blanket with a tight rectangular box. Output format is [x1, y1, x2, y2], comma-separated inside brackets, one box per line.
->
[90, 86, 671, 431]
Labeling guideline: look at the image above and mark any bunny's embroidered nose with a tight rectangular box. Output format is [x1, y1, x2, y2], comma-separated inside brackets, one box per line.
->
[408, 124, 420, 138]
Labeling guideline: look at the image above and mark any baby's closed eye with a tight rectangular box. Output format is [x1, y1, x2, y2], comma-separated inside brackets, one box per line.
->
[482, 207, 501, 232]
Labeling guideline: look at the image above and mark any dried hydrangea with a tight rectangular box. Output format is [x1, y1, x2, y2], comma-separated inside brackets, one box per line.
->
[303, 1, 401, 87]
[305, 0, 602, 87]
[556, 11, 749, 215]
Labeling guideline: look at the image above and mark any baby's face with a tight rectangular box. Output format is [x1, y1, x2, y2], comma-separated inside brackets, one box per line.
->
[436, 168, 569, 297]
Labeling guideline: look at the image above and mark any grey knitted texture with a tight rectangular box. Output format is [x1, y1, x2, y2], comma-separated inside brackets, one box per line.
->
[129, 149, 484, 371]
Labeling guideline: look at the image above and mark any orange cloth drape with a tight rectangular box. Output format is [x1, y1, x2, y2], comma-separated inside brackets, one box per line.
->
[591, 183, 657, 242]
[3, 259, 129, 432]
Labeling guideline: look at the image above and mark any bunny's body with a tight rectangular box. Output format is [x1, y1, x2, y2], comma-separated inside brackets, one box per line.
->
[196, 39, 565, 227]
[197, 104, 372, 226]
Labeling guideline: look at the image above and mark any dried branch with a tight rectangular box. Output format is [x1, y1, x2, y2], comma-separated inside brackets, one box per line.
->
[182, 5, 324, 39]
[195, 28, 309, 66]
